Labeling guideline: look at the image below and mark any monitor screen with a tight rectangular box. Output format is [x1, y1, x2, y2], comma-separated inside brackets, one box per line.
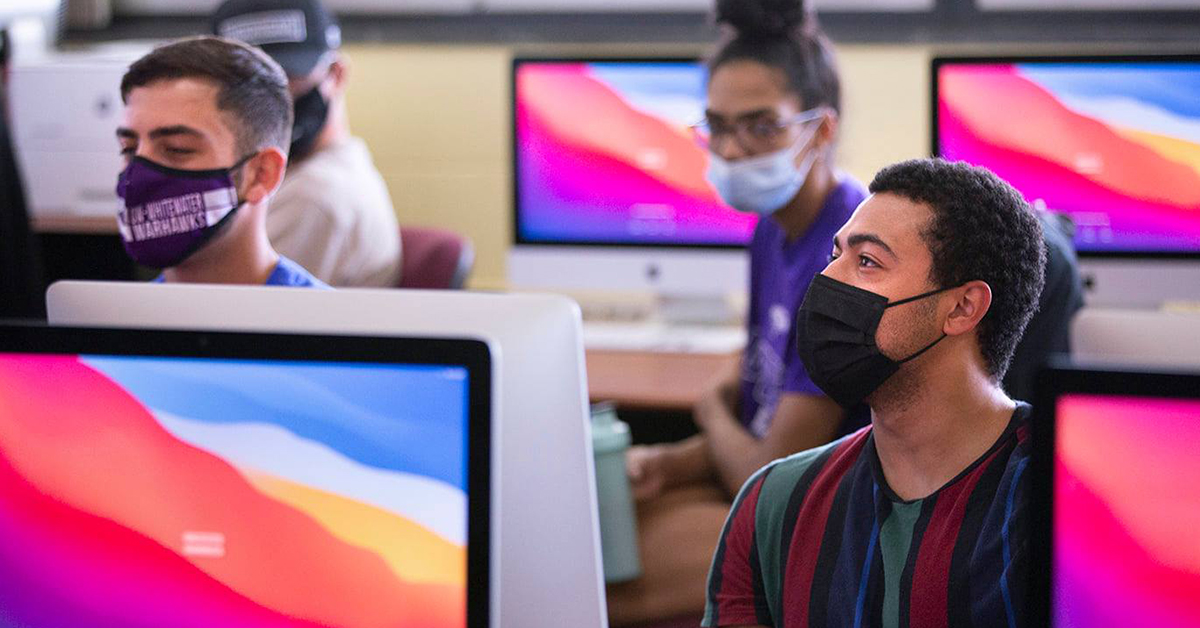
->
[934, 57, 1200, 255]
[0, 347, 478, 628]
[513, 58, 757, 247]
[1051, 393, 1200, 626]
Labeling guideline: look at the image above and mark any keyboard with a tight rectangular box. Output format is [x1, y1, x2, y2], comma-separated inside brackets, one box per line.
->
[582, 321, 747, 354]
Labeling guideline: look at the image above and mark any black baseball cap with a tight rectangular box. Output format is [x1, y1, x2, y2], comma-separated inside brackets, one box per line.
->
[212, 0, 341, 77]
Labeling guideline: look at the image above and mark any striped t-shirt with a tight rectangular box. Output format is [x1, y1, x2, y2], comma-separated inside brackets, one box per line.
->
[704, 404, 1031, 628]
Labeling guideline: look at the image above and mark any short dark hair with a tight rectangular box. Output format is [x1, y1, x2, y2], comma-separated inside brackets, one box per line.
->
[121, 36, 293, 156]
[708, 0, 840, 114]
[869, 158, 1047, 381]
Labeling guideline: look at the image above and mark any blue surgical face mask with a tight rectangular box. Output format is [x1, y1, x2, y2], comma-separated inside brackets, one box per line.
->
[706, 124, 821, 216]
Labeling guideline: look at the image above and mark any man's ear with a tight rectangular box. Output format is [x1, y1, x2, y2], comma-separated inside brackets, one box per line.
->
[238, 147, 288, 204]
[327, 54, 348, 93]
[943, 280, 992, 338]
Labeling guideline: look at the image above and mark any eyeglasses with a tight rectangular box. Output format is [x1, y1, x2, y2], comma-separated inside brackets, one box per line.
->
[690, 108, 825, 154]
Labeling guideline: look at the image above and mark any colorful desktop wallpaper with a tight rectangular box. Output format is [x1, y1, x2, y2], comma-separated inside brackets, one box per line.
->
[938, 62, 1200, 253]
[515, 61, 758, 245]
[0, 353, 470, 628]
[1053, 395, 1200, 627]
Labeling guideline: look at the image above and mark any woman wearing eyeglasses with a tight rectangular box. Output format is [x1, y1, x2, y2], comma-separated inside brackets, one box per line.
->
[612, 0, 866, 624]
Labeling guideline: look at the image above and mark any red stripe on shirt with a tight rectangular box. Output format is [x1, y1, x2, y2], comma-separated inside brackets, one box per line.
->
[781, 428, 872, 628]
[715, 475, 768, 625]
[907, 445, 1009, 628]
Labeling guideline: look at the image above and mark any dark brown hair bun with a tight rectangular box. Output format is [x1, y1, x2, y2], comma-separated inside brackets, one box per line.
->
[715, 0, 807, 39]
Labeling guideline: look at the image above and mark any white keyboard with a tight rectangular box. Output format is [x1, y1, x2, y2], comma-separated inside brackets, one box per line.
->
[582, 322, 747, 354]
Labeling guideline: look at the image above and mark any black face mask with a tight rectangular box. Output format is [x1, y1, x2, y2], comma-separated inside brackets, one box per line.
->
[795, 273, 952, 408]
[289, 84, 329, 162]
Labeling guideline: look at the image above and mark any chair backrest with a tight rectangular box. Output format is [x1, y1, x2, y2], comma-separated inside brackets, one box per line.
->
[397, 225, 474, 290]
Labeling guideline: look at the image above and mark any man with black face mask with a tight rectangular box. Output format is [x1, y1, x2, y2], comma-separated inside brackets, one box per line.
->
[703, 158, 1046, 628]
[213, 0, 401, 287]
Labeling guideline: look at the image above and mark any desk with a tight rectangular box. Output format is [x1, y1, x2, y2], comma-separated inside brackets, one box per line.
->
[31, 215, 118, 235]
[585, 349, 739, 412]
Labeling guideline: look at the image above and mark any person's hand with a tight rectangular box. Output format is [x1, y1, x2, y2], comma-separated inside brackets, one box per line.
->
[626, 444, 671, 503]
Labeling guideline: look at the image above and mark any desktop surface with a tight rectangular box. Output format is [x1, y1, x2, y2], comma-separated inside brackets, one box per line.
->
[1032, 367, 1200, 628]
[0, 325, 491, 628]
[934, 55, 1200, 256]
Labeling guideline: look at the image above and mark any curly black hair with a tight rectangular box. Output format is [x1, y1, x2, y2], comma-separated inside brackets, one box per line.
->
[869, 158, 1047, 381]
[709, 0, 841, 114]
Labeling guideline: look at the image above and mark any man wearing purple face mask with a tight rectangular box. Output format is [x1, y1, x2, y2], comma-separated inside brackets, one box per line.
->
[115, 36, 327, 288]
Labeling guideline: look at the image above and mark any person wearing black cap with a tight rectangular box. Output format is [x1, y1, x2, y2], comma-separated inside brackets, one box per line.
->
[213, 0, 401, 287]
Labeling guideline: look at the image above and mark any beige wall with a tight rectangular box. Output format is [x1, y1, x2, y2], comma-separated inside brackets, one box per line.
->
[343, 43, 934, 289]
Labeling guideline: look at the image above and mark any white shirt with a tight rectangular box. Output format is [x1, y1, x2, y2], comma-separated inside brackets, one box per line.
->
[270, 136, 401, 287]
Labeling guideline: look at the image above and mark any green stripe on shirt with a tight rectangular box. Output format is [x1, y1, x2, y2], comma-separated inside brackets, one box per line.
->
[880, 500, 924, 628]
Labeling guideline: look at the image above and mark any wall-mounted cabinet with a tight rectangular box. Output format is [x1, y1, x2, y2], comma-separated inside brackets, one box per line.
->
[976, 0, 1200, 9]
[479, 0, 933, 11]
[113, 0, 937, 15]
[112, 0, 475, 16]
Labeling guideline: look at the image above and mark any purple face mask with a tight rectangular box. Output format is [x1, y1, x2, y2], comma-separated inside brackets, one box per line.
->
[115, 155, 253, 269]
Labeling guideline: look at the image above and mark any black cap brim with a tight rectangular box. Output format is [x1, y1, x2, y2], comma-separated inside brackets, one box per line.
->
[261, 42, 325, 77]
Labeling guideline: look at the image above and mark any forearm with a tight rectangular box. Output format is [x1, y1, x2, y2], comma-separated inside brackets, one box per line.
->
[694, 385, 771, 495]
[659, 433, 717, 489]
[698, 392, 844, 496]
[703, 407, 773, 496]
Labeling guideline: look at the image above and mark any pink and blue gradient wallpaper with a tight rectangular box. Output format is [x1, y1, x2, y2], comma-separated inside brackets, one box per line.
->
[514, 61, 757, 246]
[0, 353, 470, 628]
[1053, 395, 1200, 627]
[938, 62, 1200, 253]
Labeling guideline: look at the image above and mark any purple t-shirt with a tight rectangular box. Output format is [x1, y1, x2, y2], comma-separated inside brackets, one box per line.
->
[739, 178, 867, 437]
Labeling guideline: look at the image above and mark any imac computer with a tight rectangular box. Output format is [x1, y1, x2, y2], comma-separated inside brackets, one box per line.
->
[0, 323, 493, 628]
[933, 55, 1200, 309]
[8, 43, 150, 219]
[46, 283, 608, 628]
[510, 57, 754, 326]
[0, 0, 60, 62]
[1031, 366, 1200, 627]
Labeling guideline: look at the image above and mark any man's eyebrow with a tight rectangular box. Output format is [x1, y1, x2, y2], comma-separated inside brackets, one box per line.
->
[146, 125, 203, 140]
[116, 127, 137, 140]
[845, 233, 899, 260]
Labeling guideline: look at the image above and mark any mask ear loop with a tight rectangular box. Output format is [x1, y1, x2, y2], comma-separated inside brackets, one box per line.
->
[226, 151, 261, 205]
[897, 333, 947, 364]
[884, 284, 955, 309]
[226, 151, 259, 177]
[884, 284, 959, 364]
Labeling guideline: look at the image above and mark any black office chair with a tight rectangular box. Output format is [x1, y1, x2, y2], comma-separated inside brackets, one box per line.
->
[0, 29, 46, 320]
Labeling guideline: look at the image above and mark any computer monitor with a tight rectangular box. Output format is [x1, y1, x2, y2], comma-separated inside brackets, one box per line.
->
[46, 283, 607, 628]
[0, 323, 493, 628]
[932, 55, 1200, 308]
[1031, 365, 1200, 627]
[510, 57, 752, 320]
[0, 0, 59, 62]
[8, 43, 149, 219]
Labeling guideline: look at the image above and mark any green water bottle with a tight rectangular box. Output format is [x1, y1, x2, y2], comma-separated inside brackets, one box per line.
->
[590, 402, 642, 583]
